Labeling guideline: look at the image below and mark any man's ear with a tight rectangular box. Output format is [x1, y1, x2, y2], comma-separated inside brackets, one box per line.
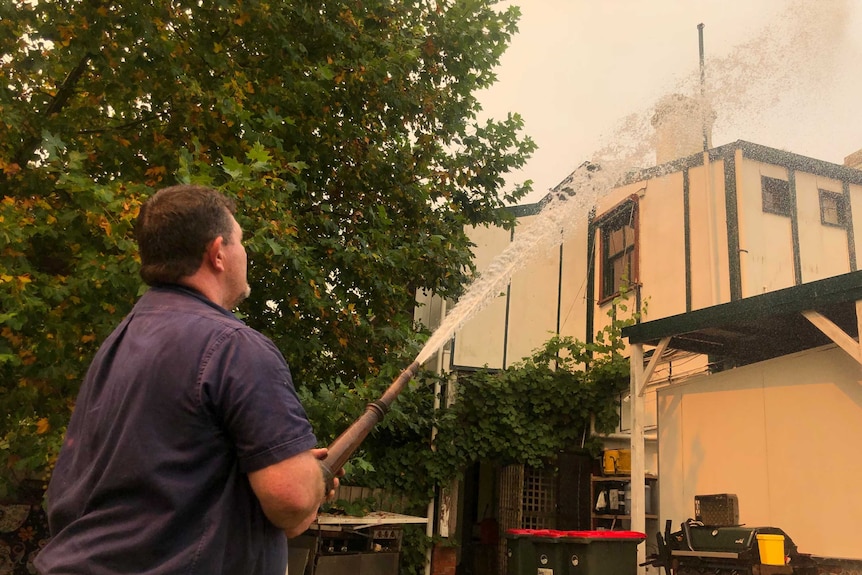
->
[207, 236, 226, 272]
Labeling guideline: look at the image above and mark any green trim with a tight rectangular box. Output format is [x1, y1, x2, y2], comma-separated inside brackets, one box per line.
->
[723, 154, 742, 300]
[507, 202, 544, 217]
[502, 227, 514, 369]
[556, 243, 563, 335]
[683, 168, 692, 312]
[623, 270, 862, 344]
[844, 181, 857, 271]
[585, 210, 597, 345]
[731, 141, 862, 185]
[522, 140, 862, 212]
[788, 169, 802, 285]
[614, 139, 862, 189]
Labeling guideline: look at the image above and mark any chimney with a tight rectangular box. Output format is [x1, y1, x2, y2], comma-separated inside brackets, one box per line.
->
[651, 94, 716, 165]
[845, 149, 862, 170]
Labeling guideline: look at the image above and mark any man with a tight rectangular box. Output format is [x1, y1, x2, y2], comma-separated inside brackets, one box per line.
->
[36, 184, 335, 574]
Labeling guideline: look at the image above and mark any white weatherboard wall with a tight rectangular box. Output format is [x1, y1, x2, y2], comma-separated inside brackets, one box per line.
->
[452, 223, 511, 369]
[688, 158, 731, 310]
[657, 344, 862, 559]
[505, 220, 561, 364]
[794, 171, 851, 283]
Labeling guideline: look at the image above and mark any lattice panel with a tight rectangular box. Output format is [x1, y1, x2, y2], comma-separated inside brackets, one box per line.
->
[521, 466, 557, 530]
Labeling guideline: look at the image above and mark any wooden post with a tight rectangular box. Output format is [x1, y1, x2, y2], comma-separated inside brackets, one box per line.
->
[630, 343, 646, 574]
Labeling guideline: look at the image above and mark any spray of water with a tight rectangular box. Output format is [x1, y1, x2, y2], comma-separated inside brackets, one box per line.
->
[416, 159, 626, 365]
[676, 0, 853, 157]
[415, 0, 854, 367]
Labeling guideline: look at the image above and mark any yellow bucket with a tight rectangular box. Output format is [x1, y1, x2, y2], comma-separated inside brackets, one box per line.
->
[756, 533, 785, 566]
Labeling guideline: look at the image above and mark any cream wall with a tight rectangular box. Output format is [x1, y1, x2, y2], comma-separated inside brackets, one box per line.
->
[657, 345, 862, 559]
[735, 160, 795, 296]
[505, 219, 563, 364]
[452, 206, 596, 369]
[794, 172, 851, 282]
[452, 223, 511, 369]
[558, 216, 591, 342]
[736, 159, 855, 296]
[688, 159, 730, 309]
[592, 171, 689, 341]
[638, 172, 687, 321]
[591, 181, 648, 339]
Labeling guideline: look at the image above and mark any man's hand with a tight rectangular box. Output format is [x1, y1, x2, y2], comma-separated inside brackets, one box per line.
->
[311, 447, 343, 501]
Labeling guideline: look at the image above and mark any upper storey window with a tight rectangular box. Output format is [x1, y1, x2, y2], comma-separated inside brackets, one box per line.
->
[599, 201, 638, 302]
[819, 189, 847, 227]
[761, 176, 791, 216]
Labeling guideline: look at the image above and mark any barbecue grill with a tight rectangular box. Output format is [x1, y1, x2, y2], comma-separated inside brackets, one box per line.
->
[644, 519, 817, 575]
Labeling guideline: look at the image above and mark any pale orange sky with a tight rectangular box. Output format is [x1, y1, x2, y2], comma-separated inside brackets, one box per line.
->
[479, 1, 862, 204]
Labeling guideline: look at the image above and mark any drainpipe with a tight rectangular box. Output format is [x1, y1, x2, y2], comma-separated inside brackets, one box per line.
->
[630, 344, 646, 574]
[590, 414, 657, 442]
[698, 24, 708, 153]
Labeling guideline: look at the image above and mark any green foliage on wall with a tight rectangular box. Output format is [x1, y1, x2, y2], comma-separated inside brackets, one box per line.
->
[327, 303, 632, 487]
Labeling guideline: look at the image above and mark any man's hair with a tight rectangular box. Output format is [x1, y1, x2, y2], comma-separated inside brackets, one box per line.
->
[135, 185, 237, 286]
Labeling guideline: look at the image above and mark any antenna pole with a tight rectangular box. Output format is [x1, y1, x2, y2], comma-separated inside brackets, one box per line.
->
[698, 23, 708, 152]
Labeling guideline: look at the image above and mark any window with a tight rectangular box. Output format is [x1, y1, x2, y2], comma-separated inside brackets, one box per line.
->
[819, 189, 847, 227]
[599, 203, 638, 301]
[761, 176, 791, 216]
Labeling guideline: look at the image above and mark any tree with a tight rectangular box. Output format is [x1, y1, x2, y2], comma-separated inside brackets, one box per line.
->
[0, 0, 536, 496]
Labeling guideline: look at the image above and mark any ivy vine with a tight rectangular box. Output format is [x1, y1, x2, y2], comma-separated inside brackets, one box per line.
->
[307, 300, 637, 573]
[311, 298, 638, 492]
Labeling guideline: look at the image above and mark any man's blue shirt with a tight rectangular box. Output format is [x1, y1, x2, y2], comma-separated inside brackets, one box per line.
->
[36, 286, 318, 575]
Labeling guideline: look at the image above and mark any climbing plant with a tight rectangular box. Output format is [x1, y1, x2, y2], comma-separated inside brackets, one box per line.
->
[341, 298, 636, 498]
[435, 300, 633, 475]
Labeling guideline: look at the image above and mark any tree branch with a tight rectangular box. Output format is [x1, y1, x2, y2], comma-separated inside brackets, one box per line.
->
[12, 52, 94, 171]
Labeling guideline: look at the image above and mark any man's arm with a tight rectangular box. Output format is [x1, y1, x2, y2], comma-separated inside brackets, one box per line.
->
[248, 448, 328, 538]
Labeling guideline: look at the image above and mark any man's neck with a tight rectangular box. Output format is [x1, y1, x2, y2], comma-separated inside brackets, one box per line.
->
[177, 275, 225, 308]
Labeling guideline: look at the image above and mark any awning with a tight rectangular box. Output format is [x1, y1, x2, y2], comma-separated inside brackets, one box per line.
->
[622, 270, 862, 367]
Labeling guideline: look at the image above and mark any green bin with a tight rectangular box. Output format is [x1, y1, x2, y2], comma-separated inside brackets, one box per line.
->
[506, 529, 645, 575]
[506, 530, 561, 575]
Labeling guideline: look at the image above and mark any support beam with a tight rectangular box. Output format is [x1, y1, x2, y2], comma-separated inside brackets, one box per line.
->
[638, 337, 671, 397]
[630, 343, 646, 574]
[802, 309, 862, 367]
[856, 300, 862, 354]
[630, 337, 669, 574]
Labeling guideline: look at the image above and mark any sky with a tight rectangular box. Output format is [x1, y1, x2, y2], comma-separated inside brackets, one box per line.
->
[478, 0, 862, 205]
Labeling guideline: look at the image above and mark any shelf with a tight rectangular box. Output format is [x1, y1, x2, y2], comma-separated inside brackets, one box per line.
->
[590, 473, 658, 529]
[591, 474, 657, 481]
[592, 513, 658, 520]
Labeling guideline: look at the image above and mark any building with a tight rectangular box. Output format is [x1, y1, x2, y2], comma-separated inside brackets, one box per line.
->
[417, 128, 862, 574]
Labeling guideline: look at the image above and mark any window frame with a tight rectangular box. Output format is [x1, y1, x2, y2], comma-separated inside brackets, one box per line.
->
[596, 198, 639, 304]
[761, 176, 792, 217]
[818, 189, 847, 228]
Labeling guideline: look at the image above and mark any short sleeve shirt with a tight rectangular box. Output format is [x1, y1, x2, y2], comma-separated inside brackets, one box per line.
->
[35, 286, 318, 575]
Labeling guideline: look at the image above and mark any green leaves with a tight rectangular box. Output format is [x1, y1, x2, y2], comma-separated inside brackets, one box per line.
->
[429, 307, 635, 480]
